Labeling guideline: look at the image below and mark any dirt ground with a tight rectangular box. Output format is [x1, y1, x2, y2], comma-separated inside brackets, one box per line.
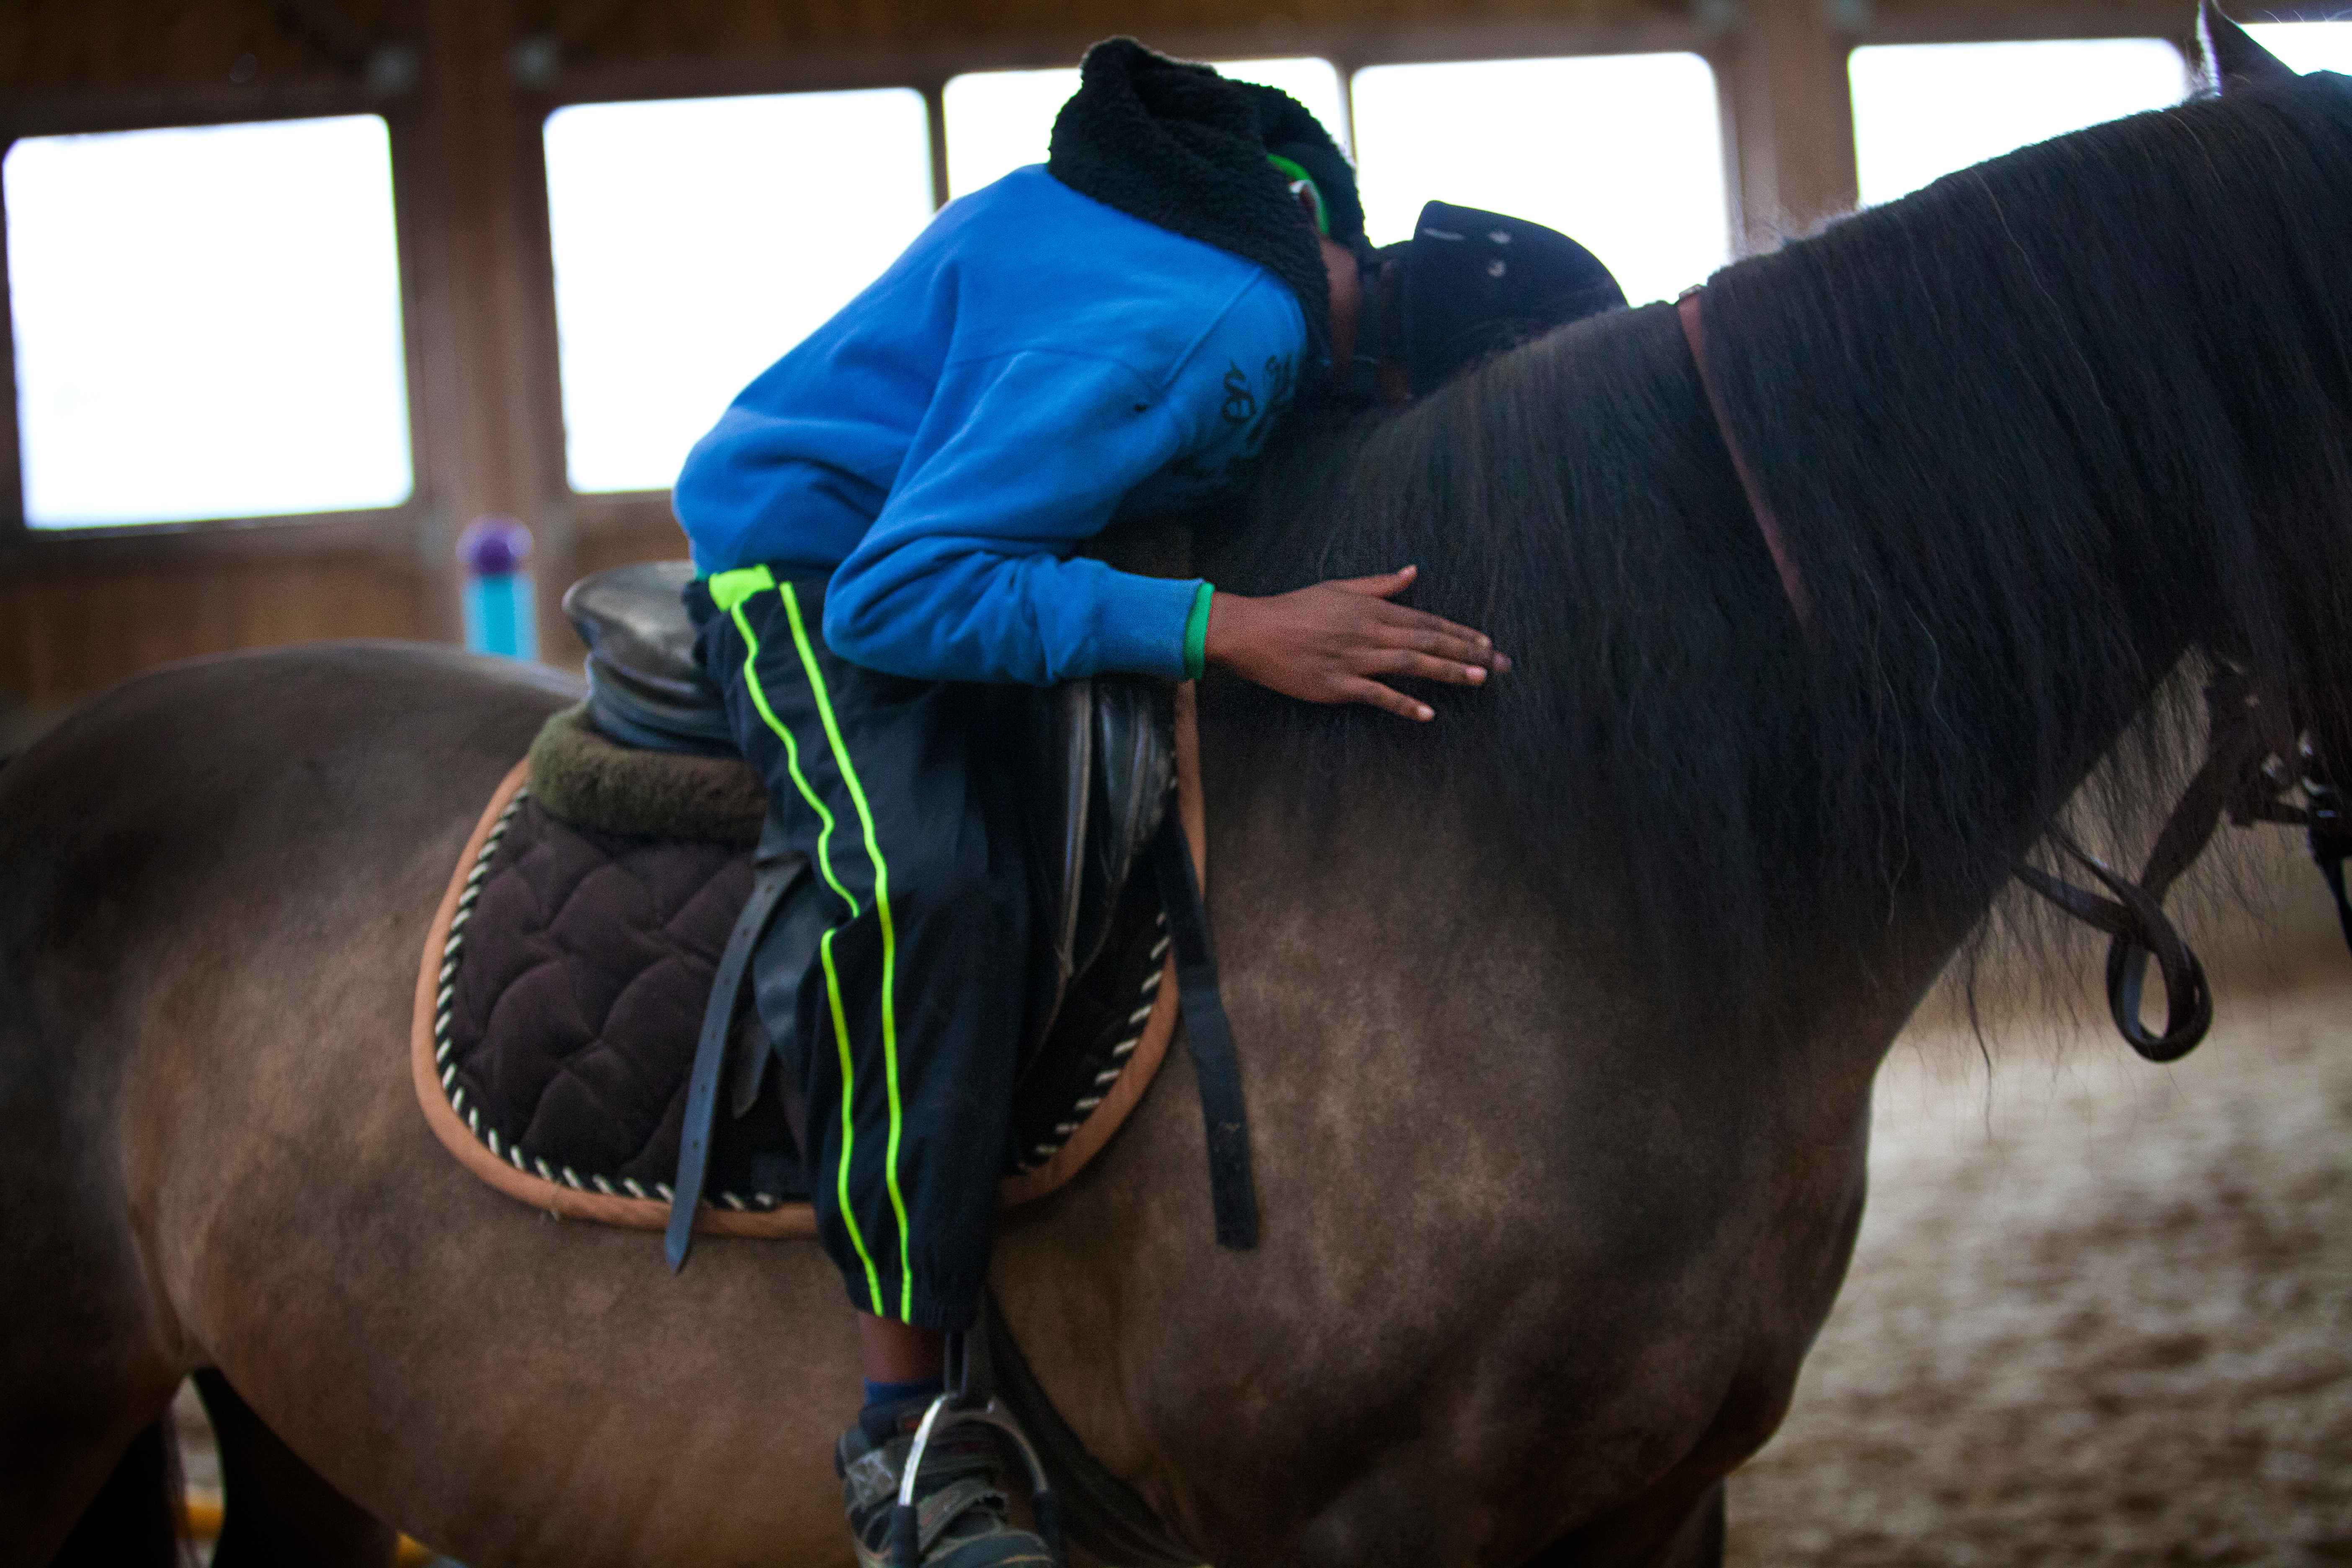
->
[1724, 952, 2352, 1567]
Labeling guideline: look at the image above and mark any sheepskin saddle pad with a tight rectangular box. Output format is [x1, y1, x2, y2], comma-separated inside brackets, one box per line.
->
[411, 698, 1194, 1240]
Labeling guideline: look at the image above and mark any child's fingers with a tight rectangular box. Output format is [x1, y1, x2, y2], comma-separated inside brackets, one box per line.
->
[1366, 608, 1506, 669]
[1364, 597, 1493, 645]
[1363, 648, 1489, 686]
[1380, 625, 1498, 668]
[1343, 676, 1436, 721]
[1327, 565, 1419, 599]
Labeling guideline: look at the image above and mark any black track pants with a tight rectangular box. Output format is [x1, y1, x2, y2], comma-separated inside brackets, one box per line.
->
[689, 565, 1031, 1331]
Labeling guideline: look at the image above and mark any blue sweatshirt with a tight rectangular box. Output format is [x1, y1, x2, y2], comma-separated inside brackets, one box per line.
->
[673, 165, 1309, 684]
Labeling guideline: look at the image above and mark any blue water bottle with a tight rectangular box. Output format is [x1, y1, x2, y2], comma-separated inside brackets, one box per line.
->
[458, 516, 538, 661]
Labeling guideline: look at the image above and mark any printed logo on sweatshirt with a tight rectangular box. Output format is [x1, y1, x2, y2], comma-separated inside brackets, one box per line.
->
[1238, 353, 1296, 457]
[1220, 364, 1258, 425]
[1171, 352, 1298, 486]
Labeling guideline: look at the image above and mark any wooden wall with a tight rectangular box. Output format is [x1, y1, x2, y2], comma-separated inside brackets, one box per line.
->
[0, 0, 2239, 727]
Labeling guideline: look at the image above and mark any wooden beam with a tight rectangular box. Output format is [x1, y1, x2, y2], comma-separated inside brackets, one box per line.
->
[539, 16, 1719, 107]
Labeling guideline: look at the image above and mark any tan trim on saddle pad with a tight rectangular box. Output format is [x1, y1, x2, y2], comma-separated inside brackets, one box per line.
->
[410, 683, 1206, 1238]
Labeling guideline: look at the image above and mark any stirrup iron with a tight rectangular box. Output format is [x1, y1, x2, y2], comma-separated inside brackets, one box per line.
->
[889, 1328, 1064, 1568]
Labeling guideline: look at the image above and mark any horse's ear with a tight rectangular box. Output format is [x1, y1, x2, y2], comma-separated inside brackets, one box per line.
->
[2200, 1, 2297, 93]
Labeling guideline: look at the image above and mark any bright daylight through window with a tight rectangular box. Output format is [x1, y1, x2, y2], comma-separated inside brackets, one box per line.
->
[2244, 19, 2352, 73]
[1350, 54, 1729, 308]
[5, 114, 412, 529]
[1847, 39, 2188, 208]
[543, 89, 934, 495]
[943, 58, 1347, 199]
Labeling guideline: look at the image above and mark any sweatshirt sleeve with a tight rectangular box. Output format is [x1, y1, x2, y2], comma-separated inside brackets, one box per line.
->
[821, 348, 1207, 684]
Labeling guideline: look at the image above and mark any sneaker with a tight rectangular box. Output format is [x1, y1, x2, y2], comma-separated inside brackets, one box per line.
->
[835, 1398, 1057, 1568]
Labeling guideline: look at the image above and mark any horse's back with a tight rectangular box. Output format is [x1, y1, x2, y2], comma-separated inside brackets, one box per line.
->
[2, 640, 573, 997]
[0, 637, 580, 1204]
[0, 643, 576, 1563]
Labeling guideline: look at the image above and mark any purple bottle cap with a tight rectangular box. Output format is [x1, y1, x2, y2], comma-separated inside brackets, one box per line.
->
[458, 515, 532, 576]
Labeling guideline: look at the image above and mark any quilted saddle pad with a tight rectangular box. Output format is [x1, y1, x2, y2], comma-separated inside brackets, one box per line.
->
[412, 751, 1197, 1239]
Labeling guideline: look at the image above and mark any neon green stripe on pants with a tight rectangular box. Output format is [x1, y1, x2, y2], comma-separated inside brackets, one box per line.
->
[777, 581, 915, 1324]
[713, 566, 858, 919]
[709, 566, 885, 1315]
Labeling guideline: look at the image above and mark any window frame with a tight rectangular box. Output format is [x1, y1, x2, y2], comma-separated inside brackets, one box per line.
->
[536, 83, 942, 505]
[515, 61, 957, 549]
[0, 79, 436, 566]
[530, 17, 1734, 537]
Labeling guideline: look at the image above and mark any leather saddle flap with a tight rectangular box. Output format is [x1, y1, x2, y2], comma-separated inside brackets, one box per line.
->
[1016, 676, 1173, 1065]
[562, 562, 735, 753]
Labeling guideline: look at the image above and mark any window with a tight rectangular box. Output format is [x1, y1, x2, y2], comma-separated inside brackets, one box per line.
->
[2245, 20, 2352, 73]
[1847, 40, 2188, 208]
[943, 58, 1348, 200]
[1350, 55, 1730, 307]
[542, 90, 934, 495]
[5, 115, 413, 529]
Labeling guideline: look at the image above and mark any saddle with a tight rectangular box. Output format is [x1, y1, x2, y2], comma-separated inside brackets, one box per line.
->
[412, 562, 1248, 1254]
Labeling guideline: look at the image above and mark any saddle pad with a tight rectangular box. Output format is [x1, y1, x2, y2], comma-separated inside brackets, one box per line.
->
[411, 686, 1204, 1237]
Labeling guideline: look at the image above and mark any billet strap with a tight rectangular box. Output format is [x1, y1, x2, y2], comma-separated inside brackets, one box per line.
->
[1678, 290, 1813, 629]
[1148, 806, 1259, 1250]
[666, 841, 807, 1271]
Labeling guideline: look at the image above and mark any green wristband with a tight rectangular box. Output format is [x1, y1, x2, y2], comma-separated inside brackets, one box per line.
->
[1182, 581, 1214, 680]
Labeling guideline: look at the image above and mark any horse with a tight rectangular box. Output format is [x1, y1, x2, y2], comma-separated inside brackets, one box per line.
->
[5, 15, 2347, 1566]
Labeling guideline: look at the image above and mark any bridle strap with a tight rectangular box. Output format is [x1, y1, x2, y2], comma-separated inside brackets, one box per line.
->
[1678, 290, 1813, 628]
[1677, 289, 2347, 1060]
[2012, 666, 2316, 1063]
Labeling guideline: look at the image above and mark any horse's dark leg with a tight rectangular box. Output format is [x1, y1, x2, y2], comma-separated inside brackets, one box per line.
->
[0, 822, 188, 1568]
[43, 1420, 186, 1568]
[1649, 1485, 1724, 1568]
[1520, 1480, 1727, 1568]
[195, 1372, 397, 1568]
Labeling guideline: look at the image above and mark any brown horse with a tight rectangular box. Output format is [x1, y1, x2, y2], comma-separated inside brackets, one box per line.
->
[6, 16, 2348, 1565]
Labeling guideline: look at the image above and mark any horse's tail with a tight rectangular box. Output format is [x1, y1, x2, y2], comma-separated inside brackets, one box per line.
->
[48, 1418, 189, 1568]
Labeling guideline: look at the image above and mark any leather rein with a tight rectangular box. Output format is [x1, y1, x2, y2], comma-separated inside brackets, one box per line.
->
[1677, 289, 2352, 1061]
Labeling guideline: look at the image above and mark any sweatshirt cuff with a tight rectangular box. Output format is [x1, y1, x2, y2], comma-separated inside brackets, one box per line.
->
[1182, 582, 1215, 680]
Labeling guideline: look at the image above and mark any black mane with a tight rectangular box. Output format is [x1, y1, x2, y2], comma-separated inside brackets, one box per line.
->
[1201, 68, 2352, 1024]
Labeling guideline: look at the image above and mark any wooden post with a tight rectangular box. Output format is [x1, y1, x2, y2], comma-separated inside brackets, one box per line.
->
[922, 77, 952, 206]
[1722, 0, 1861, 253]
[407, 0, 568, 652]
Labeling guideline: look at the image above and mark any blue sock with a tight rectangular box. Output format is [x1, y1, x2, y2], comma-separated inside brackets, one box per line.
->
[863, 1375, 945, 1412]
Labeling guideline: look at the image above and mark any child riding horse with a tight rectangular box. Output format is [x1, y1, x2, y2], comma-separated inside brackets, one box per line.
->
[671, 39, 1622, 1565]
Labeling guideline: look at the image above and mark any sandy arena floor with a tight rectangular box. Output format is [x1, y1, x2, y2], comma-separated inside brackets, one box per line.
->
[1725, 956, 2352, 1566]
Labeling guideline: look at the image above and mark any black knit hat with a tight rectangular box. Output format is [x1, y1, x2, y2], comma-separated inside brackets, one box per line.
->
[1047, 39, 1363, 360]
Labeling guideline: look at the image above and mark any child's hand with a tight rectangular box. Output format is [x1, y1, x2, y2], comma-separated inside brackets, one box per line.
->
[1203, 565, 1511, 721]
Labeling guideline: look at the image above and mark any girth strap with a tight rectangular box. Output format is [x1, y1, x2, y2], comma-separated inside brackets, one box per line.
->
[1148, 807, 1259, 1251]
[667, 829, 807, 1271]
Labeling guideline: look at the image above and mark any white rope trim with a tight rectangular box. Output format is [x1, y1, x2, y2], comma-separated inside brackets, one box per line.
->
[436, 784, 1163, 1195]
[432, 787, 792, 1212]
